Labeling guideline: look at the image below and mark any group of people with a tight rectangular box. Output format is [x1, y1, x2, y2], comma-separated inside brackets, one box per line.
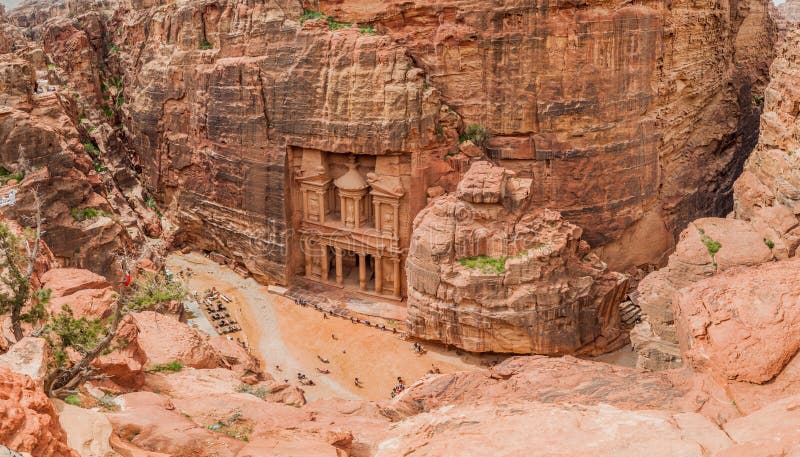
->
[390, 376, 406, 398]
[296, 372, 315, 386]
[291, 296, 402, 335]
[412, 342, 426, 354]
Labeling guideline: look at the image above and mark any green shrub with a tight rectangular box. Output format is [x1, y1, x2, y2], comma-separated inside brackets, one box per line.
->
[459, 124, 490, 147]
[328, 20, 352, 30]
[64, 395, 82, 407]
[358, 25, 376, 35]
[145, 196, 157, 208]
[459, 255, 507, 274]
[101, 105, 114, 118]
[300, 9, 326, 23]
[764, 238, 775, 249]
[70, 207, 109, 222]
[148, 361, 183, 373]
[94, 162, 108, 173]
[0, 166, 24, 184]
[199, 39, 213, 50]
[83, 142, 100, 156]
[122, 271, 188, 312]
[235, 384, 268, 399]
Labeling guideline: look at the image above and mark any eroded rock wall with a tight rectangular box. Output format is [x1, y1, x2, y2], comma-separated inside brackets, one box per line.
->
[25, 0, 776, 286]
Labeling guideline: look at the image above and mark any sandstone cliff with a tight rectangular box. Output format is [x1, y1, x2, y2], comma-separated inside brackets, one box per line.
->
[12, 0, 776, 288]
[311, 0, 776, 271]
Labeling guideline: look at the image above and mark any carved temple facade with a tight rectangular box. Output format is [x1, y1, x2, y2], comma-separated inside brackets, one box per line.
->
[288, 147, 412, 299]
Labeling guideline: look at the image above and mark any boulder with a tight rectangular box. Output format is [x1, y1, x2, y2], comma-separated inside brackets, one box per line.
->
[41, 268, 116, 319]
[0, 337, 48, 385]
[675, 259, 800, 384]
[54, 400, 118, 457]
[0, 368, 77, 457]
[130, 311, 224, 370]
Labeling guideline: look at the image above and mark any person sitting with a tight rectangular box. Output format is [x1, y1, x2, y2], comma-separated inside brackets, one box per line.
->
[354, 377, 362, 387]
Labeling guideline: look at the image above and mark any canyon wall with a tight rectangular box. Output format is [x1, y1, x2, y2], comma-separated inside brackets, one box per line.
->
[633, 27, 800, 370]
[16, 0, 775, 289]
[311, 0, 776, 270]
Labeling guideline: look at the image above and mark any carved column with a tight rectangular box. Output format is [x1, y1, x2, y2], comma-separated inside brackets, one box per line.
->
[321, 245, 329, 282]
[335, 248, 343, 285]
[304, 239, 312, 277]
[358, 253, 367, 291]
[393, 203, 400, 237]
[354, 197, 361, 229]
[375, 255, 383, 294]
[393, 257, 401, 297]
[374, 201, 381, 231]
[340, 195, 346, 223]
[318, 190, 326, 223]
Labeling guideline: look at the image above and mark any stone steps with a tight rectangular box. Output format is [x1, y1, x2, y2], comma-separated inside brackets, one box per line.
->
[619, 299, 642, 325]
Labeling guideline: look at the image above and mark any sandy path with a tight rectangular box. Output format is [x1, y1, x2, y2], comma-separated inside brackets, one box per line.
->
[167, 252, 487, 401]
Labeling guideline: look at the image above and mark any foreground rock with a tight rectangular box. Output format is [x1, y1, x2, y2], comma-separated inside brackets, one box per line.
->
[407, 161, 627, 354]
[0, 368, 77, 457]
[41, 268, 116, 318]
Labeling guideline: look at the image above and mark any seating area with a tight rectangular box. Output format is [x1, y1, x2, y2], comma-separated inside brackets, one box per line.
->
[200, 289, 241, 334]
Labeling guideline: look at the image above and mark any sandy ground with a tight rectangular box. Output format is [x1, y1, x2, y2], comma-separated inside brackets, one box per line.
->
[166, 252, 490, 401]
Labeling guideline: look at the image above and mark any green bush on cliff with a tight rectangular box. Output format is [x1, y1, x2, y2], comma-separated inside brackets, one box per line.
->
[300, 9, 326, 23]
[70, 207, 109, 222]
[122, 271, 187, 312]
[0, 166, 24, 184]
[459, 255, 508, 274]
[459, 124, 490, 147]
[199, 39, 213, 50]
[148, 361, 184, 373]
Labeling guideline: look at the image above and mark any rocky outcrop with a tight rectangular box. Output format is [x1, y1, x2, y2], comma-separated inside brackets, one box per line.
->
[129, 311, 224, 370]
[379, 358, 800, 457]
[0, 24, 141, 280]
[778, 0, 800, 23]
[407, 161, 627, 354]
[633, 28, 800, 370]
[41, 268, 116, 318]
[0, 368, 77, 457]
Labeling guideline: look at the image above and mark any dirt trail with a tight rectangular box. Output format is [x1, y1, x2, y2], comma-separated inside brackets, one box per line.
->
[167, 252, 488, 401]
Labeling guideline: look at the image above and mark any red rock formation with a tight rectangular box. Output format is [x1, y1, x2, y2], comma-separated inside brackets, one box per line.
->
[0, 368, 77, 457]
[0, 24, 140, 280]
[633, 28, 800, 370]
[778, 0, 800, 23]
[407, 161, 627, 354]
[41, 268, 116, 318]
